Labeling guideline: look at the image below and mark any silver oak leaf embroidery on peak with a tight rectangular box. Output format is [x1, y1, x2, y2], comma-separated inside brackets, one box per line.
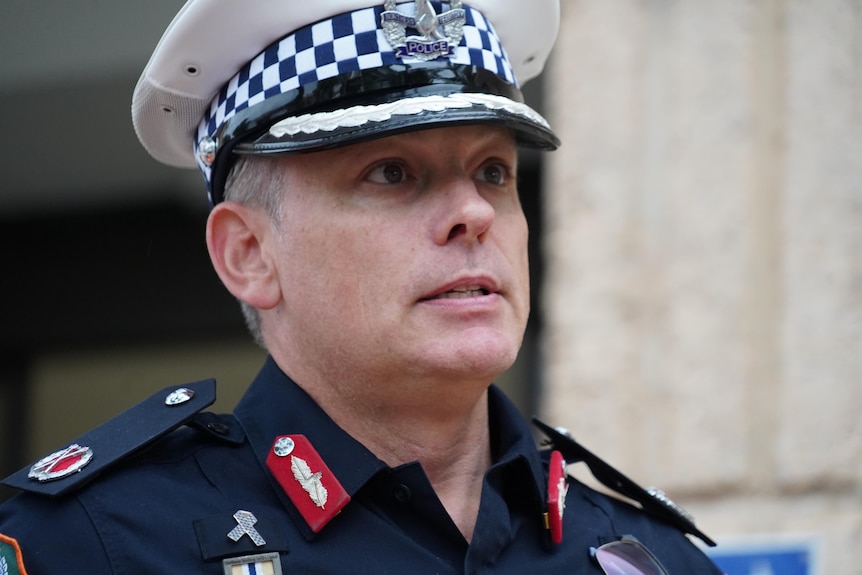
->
[291, 455, 328, 508]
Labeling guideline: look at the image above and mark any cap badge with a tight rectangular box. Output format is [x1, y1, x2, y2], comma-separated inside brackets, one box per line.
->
[546, 450, 568, 544]
[227, 510, 266, 547]
[381, 0, 465, 61]
[266, 435, 351, 533]
[28, 443, 94, 482]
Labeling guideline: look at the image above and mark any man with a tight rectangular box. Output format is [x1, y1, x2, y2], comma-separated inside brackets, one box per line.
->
[0, 1, 723, 573]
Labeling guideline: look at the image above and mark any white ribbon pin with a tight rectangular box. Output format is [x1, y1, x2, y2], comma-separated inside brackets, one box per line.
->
[227, 510, 266, 547]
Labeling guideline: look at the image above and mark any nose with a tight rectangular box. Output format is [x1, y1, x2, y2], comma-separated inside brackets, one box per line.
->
[432, 176, 496, 246]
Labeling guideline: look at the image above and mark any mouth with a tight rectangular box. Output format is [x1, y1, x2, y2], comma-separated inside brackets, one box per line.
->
[419, 275, 501, 303]
[427, 285, 491, 300]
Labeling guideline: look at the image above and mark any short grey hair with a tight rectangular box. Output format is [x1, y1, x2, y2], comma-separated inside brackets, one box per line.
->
[222, 155, 285, 348]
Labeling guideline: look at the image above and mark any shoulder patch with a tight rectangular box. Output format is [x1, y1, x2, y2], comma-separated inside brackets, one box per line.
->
[0, 534, 27, 575]
[2, 379, 216, 498]
[533, 418, 717, 547]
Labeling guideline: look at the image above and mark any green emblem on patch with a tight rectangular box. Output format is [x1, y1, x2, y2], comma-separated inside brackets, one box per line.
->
[0, 534, 25, 575]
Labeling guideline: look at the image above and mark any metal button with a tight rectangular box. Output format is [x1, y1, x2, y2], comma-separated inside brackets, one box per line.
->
[207, 422, 230, 436]
[393, 484, 412, 503]
[273, 437, 295, 457]
[165, 387, 195, 406]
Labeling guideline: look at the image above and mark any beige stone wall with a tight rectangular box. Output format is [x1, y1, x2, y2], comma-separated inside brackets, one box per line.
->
[542, 0, 862, 572]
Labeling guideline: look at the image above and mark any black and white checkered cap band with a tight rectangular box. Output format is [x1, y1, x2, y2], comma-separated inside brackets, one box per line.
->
[194, 2, 517, 188]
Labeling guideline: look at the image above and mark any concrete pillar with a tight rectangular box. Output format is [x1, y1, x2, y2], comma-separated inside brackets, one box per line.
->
[542, 1, 862, 572]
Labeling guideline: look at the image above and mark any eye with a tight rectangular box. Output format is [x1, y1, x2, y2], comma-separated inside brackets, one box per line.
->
[475, 162, 510, 186]
[366, 162, 407, 184]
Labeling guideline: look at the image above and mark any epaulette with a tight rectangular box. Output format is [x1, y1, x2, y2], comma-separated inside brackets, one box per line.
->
[3, 379, 223, 498]
[533, 418, 717, 547]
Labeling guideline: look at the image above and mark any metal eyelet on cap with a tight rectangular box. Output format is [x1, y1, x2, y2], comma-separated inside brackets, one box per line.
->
[198, 136, 217, 166]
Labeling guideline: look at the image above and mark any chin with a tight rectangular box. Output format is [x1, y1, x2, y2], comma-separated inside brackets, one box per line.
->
[419, 328, 522, 382]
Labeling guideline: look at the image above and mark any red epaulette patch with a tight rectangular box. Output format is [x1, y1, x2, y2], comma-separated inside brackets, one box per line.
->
[266, 435, 351, 533]
[547, 450, 568, 544]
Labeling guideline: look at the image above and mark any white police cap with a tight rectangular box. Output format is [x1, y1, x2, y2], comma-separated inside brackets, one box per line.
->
[132, 0, 560, 204]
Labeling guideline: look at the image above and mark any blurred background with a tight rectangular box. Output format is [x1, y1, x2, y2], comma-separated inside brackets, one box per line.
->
[543, 2, 861, 573]
[1, 1, 860, 573]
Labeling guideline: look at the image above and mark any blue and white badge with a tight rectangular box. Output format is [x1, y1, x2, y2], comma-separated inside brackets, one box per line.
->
[381, 0, 466, 60]
[222, 552, 283, 575]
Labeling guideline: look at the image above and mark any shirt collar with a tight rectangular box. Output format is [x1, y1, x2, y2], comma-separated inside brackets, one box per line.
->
[486, 383, 548, 513]
[234, 356, 386, 499]
[234, 356, 549, 533]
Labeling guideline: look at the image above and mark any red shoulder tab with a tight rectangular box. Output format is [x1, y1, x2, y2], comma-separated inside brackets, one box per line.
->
[266, 435, 351, 533]
[547, 450, 568, 544]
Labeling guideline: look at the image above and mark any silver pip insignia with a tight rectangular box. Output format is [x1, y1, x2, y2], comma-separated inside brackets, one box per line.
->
[28, 444, 94, 482]
[381, 0, 466, 61]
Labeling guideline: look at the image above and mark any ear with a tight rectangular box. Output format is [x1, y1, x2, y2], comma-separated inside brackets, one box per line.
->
[206, 201, 281, 311]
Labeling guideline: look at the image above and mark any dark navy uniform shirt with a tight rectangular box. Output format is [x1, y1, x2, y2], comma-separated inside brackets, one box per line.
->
[0, 357, 722, 573]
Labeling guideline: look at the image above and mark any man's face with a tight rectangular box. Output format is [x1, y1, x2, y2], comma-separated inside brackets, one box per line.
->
[264, 125, 530, 392]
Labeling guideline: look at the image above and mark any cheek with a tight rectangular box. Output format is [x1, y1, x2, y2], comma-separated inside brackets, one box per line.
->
[501, 210, 530, 273]
[285, 215, 406, 308]
[501, 212, 531, 315]
[337, 220, 417, 296]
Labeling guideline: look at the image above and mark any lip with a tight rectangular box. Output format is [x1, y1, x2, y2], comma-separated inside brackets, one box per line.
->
[418, 275, 501, 302]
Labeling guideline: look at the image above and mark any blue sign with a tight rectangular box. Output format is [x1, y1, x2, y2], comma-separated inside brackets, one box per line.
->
[706, 541, 814, 575]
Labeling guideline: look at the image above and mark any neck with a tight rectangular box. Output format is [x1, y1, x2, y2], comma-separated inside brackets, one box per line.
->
[292, 368, 494, 542]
